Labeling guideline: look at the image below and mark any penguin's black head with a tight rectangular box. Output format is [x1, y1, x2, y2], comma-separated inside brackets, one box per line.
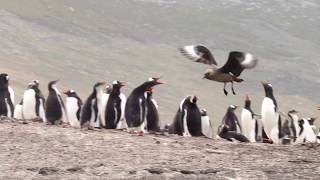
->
[112, 80, 125, 89]
[27, 80, 40, 89]
[48, 80, 59, 91]
[145, 77, 164, 88]
[186, 95, 198, 104]
[307, 117, 316, 126]
[244, 94, 251, 109]
[261, 81, 273, 97]
[93, 82, 106, 90]
[229, 105, 237, 111]
[287, 109, 298, 119]
[105, 85, 113, 94]
[63, 89, 77, 97]
[0, 73, 10, 89]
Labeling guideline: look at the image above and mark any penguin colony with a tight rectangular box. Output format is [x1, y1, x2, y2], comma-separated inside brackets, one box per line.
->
[1, 44, 319, 145]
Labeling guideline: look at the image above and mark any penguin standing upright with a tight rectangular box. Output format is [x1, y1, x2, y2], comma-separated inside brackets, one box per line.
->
[221, 105, 241, 133]
[80, 82, 105, 129]
[261, 81, 282, 143]
[200, 109, 213, 138]
[100, 85, 111, 128]
[296, 118, 317, 143]
[22, 80, 46, 121]
[145, 88, 160, 132]
[240, 95, 256, 142]
[64, 90, 82, 128]
[125, 77, 163, 134]
[168, 95, 202, 137]
[103, 81, 127, 129]
[45, 80, 67, 125]
[0, 73, 14, 117]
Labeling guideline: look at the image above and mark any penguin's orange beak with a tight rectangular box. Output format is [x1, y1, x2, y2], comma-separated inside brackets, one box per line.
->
[155, 78, 164, 84]
[119, 81, 125, 88]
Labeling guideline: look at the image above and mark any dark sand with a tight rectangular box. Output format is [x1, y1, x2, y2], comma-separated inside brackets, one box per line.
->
[0, 118, 319, 180]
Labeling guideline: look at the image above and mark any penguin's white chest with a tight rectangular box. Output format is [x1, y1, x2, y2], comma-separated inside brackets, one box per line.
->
[241, 109, 256, 142]
[23, 89, 36, 119]
[201, 116, 213, 138]
[66, 97, 80, 128]
[261, 98, 278, 138]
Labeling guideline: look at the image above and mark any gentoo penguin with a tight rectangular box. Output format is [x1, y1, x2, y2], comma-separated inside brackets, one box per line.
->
[261, 81, 282, 143]
[200, 109, 213, 138]
[288, 110, 300, 142]
[240, 95, 256, 142]
[80, 82, 105, 129]
[169, 95, 202, 137]
[281, 119, 292, 144]
[103, 81, 127, 129]
[125, 77, 163, 134]
[218, 124, 249, 143]
[179, 45, 258, 95]
[45, 80, 67, 125]
[145, 88, 160, 132]
[13, 100, 23, 119]
[0, 73, 14, 117]
[221, 105, 241, 133]
[63, 90, 82, 128]
[296, 118, 317, 143]
[22, 80, 46, 121]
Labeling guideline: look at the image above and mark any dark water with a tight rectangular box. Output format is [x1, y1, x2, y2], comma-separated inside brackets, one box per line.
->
[0, 0, 319, 128]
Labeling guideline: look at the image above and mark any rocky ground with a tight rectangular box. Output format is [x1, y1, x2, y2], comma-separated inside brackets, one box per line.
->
[0, 118, 319, 180]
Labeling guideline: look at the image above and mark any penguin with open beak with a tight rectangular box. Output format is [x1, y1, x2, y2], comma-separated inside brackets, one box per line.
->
[125, 77, 163, 135]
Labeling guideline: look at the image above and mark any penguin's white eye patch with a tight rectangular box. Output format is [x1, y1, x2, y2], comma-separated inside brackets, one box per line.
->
[6, 76, 9, 81]
[268, 84, 272, 87]
[112, 80, 117, 85]
[70, 90, 75, 93]
[148, 77, 154, 82]
[230, 105, 235, 108]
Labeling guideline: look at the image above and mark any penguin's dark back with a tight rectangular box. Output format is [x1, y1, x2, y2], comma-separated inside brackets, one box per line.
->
[45, 91, 62, 123]
[169, 109, 183, 135]
[105, 95, 121, 129]
[80, 94, 95, 125]
[0, 90, 9, 116]
[146, 99, 160, 131]
[186, 104, 202, 136]
[125, 93, 145, 127]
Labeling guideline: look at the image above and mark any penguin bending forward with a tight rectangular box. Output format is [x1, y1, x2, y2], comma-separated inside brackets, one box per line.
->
[45, 80, 67, 125]
[0, 73, 14, 117]
[80, 82, 105, 129]
[103, 81, 127, 129]
[64, 90, 82, 128]
[169, 95, 202, 137]
[125, 77, 163, 134]
[22, 80, 46, 121]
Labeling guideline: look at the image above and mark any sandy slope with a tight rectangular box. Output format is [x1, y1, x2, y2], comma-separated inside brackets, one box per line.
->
[0, 118, 319, 180]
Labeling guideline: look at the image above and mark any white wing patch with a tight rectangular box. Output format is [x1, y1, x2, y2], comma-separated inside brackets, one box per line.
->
[182, 45, 202, 61]
[241, 53, 258, 69]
